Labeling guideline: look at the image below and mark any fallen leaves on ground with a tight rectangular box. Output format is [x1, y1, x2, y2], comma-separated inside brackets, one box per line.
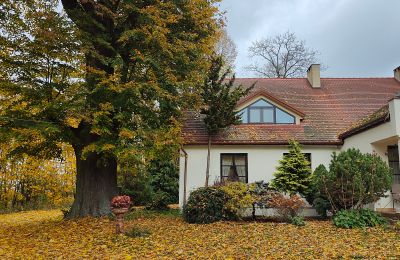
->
[0, 210, 399, 259]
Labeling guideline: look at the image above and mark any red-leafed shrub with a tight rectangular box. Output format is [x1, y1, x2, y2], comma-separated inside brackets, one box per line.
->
[268, 194, 305, 221]
[111, 196, 131, 209]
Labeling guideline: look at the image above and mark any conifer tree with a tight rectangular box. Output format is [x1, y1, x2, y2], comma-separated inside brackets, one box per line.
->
[201, 56, 252, 186]
[271, 140, 311, 196]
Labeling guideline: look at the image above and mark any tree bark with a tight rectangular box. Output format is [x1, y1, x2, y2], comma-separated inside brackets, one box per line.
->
[205, 135, 211, 187]
[66, 147, 118, 218]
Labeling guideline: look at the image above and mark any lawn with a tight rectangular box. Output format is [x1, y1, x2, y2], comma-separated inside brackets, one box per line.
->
[0, 209, 399, 259]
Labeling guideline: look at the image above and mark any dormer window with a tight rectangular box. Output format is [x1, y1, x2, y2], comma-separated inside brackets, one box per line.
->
[239, 98, 295, 124]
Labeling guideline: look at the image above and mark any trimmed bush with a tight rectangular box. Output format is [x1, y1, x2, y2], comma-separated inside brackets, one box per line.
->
[314, 149, 392, 212]
[183, 187, 234, 224]
[333, 209, 387, 229]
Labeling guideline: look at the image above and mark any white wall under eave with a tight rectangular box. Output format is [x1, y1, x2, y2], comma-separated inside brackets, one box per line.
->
[389, 98, 400, 135]
[341, 122, 395, 155]
[179, 144, 340, 206]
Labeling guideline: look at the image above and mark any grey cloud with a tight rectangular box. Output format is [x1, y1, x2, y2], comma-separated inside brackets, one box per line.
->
[218, 0, 400, 78]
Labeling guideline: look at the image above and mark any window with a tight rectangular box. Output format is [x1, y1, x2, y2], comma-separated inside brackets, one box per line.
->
[220, 154, 248, 183]
[284, 153, 312, 168]
[239, 98, 295, 124]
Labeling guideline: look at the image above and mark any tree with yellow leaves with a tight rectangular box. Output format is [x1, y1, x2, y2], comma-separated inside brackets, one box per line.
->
[0, 0, 222, 217]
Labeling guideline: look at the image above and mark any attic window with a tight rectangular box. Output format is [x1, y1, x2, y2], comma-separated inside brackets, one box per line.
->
[239, 98, 295, 124]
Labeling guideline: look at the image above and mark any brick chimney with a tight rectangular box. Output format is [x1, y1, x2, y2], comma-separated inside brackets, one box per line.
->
[307, 64, 321, 88]
[394, 66, 400, 82]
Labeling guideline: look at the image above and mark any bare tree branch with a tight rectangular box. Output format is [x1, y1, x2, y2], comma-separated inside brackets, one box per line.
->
[245, 31, 320, 78]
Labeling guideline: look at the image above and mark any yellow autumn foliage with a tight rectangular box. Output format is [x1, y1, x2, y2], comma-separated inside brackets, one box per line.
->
[0, 144, 75, 211]
[0, 209, 399, 259]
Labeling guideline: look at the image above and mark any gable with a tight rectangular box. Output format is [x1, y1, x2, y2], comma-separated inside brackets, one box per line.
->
[236, 95, 302, 124]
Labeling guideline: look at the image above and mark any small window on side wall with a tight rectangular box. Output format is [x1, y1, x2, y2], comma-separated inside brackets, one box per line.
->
[220, 153, 248, 183]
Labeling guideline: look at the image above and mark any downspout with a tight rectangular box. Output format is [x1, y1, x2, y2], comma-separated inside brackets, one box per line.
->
[181, 146, 188, 206]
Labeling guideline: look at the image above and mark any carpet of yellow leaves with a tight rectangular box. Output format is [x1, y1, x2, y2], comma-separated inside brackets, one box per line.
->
[0, 209, 400, 259]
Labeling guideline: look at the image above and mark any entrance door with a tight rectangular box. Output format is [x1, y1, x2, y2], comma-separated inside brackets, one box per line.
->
[388, 145, 400, 186]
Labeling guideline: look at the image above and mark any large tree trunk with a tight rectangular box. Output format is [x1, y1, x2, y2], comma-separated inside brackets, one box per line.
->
[67, 148, 118, 218]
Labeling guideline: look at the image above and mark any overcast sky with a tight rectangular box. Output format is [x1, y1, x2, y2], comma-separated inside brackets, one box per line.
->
[218, 0, 400, 78]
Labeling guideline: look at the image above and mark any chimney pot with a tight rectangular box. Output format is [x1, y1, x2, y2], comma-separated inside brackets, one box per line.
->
[394, 66, 400, 82]
[307, 64, 321, 88]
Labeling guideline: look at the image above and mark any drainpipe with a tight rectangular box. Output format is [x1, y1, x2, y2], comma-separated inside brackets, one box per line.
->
[181, 146, 188, 206]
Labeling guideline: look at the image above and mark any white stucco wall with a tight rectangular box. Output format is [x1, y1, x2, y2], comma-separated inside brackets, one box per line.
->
[179, 145, 340, 206]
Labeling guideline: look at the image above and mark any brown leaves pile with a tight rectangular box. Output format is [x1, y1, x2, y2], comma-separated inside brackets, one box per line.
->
[0, 209, 399, 259]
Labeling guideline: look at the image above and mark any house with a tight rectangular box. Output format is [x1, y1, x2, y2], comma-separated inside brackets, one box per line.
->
[179, 64, 400, 213]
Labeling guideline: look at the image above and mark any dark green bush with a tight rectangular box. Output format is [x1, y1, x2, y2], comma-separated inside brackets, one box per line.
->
[313, 197, 331, 218]
[290, 216, 306, 226]
[333, 209, 387, 229]
[118, 169, 154, 206]
[145, 191, 170, 211]
[118, 159, 179, 207]
[183, 187, 235, 224]
[149, 160, 179, 205]
[314, 149, 392, 212]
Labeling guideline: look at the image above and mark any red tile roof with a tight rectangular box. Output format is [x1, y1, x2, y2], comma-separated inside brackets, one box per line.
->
[338, 105, 390, 139]
[182, 78, 400, 145]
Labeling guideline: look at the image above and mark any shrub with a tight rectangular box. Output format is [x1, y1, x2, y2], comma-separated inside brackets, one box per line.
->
[271, 140, 312, 196]
[333, 209, 387, 229]
[313, 197, 331, 218]
[149, 160, 179, 205]
[118, 168, 154, 206]
[290, 216, 306, 226]
[314, 149, 392, 212]
[145, 191, 169, 211]
[125, 226, 151, 238]
[219, 181, 255, 217]
[250, 181, 279, 219]
[306, 165, 332, 218]
[268, 194, 305, 221]
[183, 187, 234, 224]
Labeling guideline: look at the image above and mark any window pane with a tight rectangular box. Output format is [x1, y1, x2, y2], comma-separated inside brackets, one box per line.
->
[222, 155, 233, 165]
[239, 108, 248, 123]
[251, 99, 272, 107]
[236, 166, 246, 176]
[262, 108, 274, 123]
[249, 109, 261, 123]
[276, 108, 295, 124]
[222, 166, 231, 177]
[234, 155, 246, 166]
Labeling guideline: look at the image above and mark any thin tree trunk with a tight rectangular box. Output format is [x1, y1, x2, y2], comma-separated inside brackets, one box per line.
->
[205, 135, 211, 187]
[67, 147, 118, 218]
